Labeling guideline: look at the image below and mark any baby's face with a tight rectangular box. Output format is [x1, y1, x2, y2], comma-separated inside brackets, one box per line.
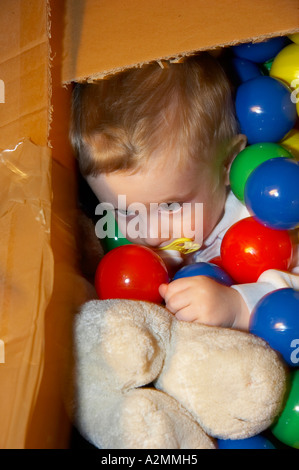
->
[87, 150, 230, 254]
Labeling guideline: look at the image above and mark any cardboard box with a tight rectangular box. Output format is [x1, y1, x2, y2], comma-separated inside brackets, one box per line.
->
[0, 0, 298, 449]
[0, 0, 84, 449]
[62, 0, 299, 82]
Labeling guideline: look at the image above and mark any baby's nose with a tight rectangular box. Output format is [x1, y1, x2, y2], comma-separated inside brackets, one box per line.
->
[143, 218, 172, 247]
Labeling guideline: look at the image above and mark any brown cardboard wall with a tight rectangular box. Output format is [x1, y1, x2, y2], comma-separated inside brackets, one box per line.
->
[0, 0, 85, 449]
[0, 0, 52, 448]
[0, 0, 50, 149]
[0, 0, 298, 450]
[25, 0, 88, 449]
[63, 0, 299, 83]
[0, 140, 53, 449]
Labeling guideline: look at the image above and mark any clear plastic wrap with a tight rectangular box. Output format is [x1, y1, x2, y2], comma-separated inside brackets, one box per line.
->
[0, 140, 54, 447]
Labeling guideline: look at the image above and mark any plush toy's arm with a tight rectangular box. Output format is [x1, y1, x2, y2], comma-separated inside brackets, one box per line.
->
[156, 320, 287, 441]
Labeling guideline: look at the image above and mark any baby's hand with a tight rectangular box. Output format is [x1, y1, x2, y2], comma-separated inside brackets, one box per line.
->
[159, 276, 250, 329]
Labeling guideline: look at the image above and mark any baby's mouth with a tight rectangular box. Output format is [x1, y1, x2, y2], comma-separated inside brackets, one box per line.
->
[157, 238, 201, 255]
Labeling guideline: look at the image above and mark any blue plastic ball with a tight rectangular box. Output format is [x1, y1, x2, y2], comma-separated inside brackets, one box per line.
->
[230, 57, 262, 84]
[250, 288, 299, 367]
[235, 76, 297, 144]
[217, 434, 276, 449]
[232, 37, 287, 63]
[244, 158, 299, 230]
[173, 262, 234, 286]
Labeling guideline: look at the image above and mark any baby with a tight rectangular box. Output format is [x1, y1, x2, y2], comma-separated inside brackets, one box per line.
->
[70, 53, 299, 332]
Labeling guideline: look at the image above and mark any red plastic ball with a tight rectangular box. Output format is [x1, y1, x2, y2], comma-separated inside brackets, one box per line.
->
[208, 256, 224, 268]
[95, 244, 169, 303]
[220, 217, 293, 284]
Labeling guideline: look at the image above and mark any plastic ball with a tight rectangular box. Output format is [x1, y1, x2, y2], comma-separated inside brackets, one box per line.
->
[270, 43, 299, 88]
[232, 37, 287, 63]
[173, 262, 234, 286]
[288, 33, 299, 45]
[98, 210, 132, 253]
[270, 43, 299, 118]
[220, 217, 293, 284]
[271, 369, 299, 448]
[102, 233, 132, 253]
[230, 57, 262, 84]
[260, 57, 274, 75]
[235, 76, 297, 144]
[230, 142, 293, 202]
[249, 288, 299, 367]
[94, 244, 169, 303]
[280, 129, 299, 160]
[244, 158, 299, 230]
[208, 256, 223, 268]
[217, 434, 276, 449]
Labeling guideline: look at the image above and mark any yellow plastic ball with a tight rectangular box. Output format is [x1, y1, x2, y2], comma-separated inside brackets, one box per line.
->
[288, 32, 299, 45]
[270, 43, 299, 88]
[280, 129, 299, 160]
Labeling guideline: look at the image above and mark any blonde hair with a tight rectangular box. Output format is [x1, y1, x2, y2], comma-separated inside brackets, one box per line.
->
[70, 53, 239, 176]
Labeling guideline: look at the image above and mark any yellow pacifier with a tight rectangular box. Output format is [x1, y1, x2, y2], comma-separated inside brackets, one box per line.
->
[157, 238, 201, 255]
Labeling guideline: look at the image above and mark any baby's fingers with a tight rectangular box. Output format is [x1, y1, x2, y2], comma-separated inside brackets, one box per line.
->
[158, 283, 168, 299]
[174, 306, 200, 322]
[163, 288, 191, 315]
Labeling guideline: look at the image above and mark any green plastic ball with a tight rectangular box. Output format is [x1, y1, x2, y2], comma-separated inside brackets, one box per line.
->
[271, 369, 299, 449]
[98, 209, 132, 253]
[260, 57, 274, 75]
[230, 142, 293, 202]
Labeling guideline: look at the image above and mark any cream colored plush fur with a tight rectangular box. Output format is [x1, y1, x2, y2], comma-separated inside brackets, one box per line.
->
[72, 299, 287, 449]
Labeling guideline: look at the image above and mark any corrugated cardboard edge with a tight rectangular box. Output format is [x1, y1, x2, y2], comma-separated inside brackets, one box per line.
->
[47, 0, 54, 146]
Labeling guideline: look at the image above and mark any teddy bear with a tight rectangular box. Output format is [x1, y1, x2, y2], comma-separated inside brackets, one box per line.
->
[70, 297, 287, 449]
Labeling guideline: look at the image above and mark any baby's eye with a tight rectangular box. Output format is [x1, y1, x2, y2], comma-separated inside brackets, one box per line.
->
[158, 202, 183, 213]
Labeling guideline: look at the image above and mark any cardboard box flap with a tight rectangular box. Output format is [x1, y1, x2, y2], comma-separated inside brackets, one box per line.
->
[62, 0, 299, 83]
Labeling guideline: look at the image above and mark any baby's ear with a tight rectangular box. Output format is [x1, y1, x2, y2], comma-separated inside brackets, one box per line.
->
[224, 134, 247, 185]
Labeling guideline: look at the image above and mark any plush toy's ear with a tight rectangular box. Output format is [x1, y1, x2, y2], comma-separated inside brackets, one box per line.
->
[156, 321, 287, 440]
[74, 299, 172, 392]
[91, 388, 216, 449]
